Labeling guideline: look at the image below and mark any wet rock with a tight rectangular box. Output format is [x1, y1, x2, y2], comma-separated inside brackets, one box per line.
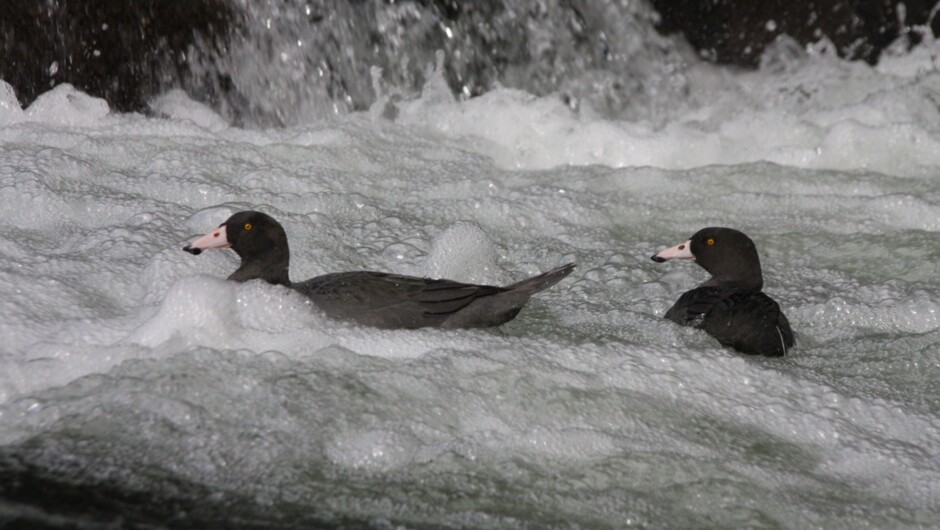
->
[0, 0, 237, 113]
[650, 0, 940, 66]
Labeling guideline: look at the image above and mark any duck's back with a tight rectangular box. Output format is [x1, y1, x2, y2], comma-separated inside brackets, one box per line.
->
[293, 271, 493, 328]
[665, 286, 794, 356]
[294, 264, 574, 329]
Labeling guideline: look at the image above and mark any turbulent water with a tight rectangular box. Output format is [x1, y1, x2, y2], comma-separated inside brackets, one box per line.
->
[2, 12, 940, 530]
[185, 0, 685, 127]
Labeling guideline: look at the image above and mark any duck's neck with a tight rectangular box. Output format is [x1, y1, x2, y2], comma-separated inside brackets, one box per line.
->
[701, 273, 763, 291]
[228, 252, 292, 287]
[699, 248, 764, 291]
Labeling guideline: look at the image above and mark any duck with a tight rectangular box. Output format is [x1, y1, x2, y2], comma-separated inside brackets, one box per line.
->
[651, 227, 794, 356]
[184, 211, 575, 329]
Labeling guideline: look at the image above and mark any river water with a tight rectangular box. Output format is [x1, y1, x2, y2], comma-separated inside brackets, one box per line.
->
[1, 8, 939, 529]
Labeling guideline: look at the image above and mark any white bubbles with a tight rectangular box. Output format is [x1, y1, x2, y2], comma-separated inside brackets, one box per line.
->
[187, 204, 244, 232]
[127, 276, 241, 349]
[24, 83, 111, 126]
[0, 79, 23, 126]
[150, 89, 229, 132]
[327, 426, 420, 471]
[393, 39, 940, 177]
[426, 220, 506, 285]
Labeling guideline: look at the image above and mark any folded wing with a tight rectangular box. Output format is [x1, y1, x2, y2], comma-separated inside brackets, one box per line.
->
[295, 263, 575, 329]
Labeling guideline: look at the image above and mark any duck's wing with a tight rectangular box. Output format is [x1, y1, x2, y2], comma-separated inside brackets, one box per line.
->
[294, 271, 498, 328]
[664, 286, 794, 356]
[295, 264, 575, 329]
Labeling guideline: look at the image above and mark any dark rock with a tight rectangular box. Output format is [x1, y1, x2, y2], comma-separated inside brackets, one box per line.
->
[0, 0, 237, 113]
[650, 0, 940, 66]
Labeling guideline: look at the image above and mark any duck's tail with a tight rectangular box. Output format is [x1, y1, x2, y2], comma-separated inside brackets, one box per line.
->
[503, 262, 577, 294]
[441, 263, 576, 329]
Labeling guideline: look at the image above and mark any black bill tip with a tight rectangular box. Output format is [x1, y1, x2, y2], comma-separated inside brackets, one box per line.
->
[183, 245, 202, 255]
[651, 255, 666, 263]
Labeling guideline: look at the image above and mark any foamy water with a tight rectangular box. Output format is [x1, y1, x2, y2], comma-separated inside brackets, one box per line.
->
[1, 40, 939, 528]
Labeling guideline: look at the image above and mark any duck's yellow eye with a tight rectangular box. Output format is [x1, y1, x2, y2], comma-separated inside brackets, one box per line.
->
[706, 238, 715, 246]
[244, 223, 253, 231]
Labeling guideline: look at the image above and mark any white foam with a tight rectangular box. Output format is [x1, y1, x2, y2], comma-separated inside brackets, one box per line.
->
[326, 426, 420, 471]
[24, 83, 111, 126]
[150, 89, 229, 132]
[127, 276, 242, 349]
[426, 220, 506, 285]
[0, 79, 23, 126]
[393, 41, 940, 177]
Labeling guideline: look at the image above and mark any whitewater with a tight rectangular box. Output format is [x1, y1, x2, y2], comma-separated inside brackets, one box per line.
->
[1, 40, 939, 529]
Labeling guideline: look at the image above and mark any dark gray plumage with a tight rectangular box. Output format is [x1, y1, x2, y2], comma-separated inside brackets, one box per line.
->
[184, 211, 575, 329]
[651, 227, 794, 356]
